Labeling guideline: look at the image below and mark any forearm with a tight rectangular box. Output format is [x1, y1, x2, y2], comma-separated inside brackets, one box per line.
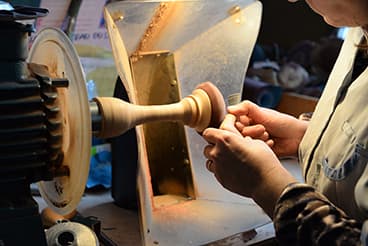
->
[273, 183, 363, 245]
[251, 165, 297, 217]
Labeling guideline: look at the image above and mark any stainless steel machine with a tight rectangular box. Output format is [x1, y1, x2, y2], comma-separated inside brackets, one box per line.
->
[104, 1, 267, 245]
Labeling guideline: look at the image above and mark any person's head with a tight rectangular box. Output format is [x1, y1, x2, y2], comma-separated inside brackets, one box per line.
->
[288, 0, 368, 32]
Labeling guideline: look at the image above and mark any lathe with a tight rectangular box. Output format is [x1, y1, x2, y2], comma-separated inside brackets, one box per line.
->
[0, 1, 269, 245]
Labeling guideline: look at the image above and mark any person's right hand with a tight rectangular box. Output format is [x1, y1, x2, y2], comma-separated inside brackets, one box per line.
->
[227, 100, 308, 157]
[202, 114, 297, 217]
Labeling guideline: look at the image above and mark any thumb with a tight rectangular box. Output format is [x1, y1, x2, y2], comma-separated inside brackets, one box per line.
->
[227, 100, 255, 115]
[220, 114, 242, 136]
[228, 100, 265, 123]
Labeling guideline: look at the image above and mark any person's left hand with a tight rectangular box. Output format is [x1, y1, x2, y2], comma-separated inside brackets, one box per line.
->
[202, 114, 296, 216]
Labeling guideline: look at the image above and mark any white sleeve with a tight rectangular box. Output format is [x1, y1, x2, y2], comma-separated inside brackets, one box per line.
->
[355, 160, 368, 246]
[355, 162, 368, 217]
[361, 221, 368, 245]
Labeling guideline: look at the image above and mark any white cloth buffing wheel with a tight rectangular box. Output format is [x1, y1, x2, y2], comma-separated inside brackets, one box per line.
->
[28, 27, 91, 215]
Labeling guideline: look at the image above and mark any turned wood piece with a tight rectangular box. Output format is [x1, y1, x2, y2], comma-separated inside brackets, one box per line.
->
[94, 82, 225, 138]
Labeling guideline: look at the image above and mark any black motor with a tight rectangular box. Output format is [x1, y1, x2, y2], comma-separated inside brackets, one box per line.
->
[0, 5, 71, 246]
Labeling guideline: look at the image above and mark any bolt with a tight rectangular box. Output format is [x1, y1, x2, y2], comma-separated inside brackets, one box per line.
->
[51, 78, 69, 88]
[228, 5, 241, 15]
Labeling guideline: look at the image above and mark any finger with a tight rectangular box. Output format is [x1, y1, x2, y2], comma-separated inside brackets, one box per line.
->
[238, 115, 251, 126]
[241, 124, 266, 138]
[235, 121, 245, 132]
[206, 159, 215, 173]
[227, 100, 258, 116]
[220, 114, 242, 136]
[227, 100, 254, 116]
[202, 128, 222, 144]
[220, 114, 236, 129]
[203, 144, 214, 159]
[266, 139, 274, 148]
[243, 136, 254, 143]
[260, 131, 270, 142]
[228, 100, 265, 124]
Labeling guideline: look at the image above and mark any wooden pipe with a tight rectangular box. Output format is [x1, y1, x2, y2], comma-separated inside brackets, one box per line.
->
[93, 82, 226, 139]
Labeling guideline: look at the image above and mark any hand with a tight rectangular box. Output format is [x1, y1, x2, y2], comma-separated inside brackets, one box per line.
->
[202, 114, 297, 217]
[228, 100, 308, 157]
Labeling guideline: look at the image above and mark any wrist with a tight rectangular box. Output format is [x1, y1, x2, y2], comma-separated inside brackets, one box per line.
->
[296, 118, 309, 138]
[251, 165, 297, 218]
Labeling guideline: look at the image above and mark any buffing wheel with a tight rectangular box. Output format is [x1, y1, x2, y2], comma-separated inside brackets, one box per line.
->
[195, 82, 226, 130]
[28, 28, 91, 215]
